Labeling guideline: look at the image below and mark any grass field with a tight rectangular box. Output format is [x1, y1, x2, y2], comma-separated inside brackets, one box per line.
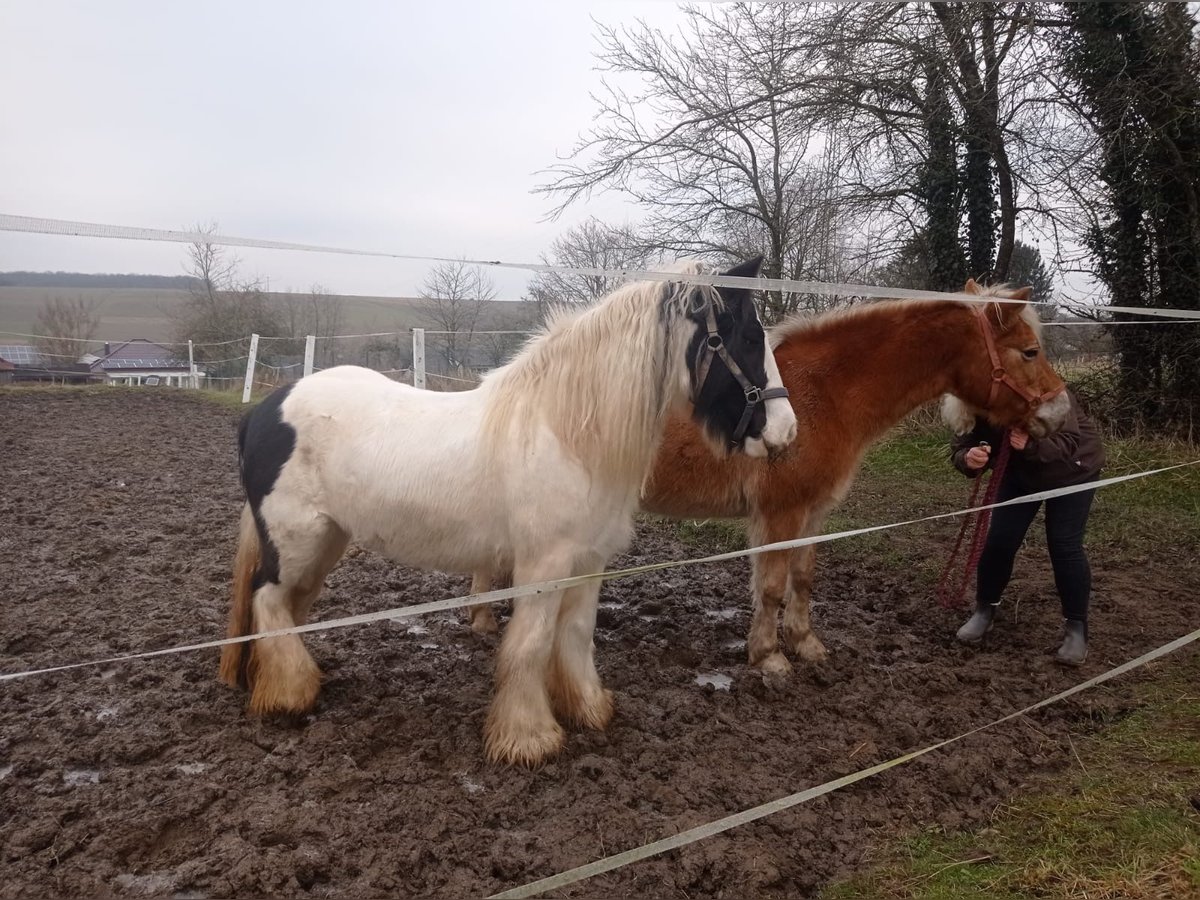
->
[816, 423, 1200, 900]
[823, 655, 1200, 899]
[0, 285, 531, 346]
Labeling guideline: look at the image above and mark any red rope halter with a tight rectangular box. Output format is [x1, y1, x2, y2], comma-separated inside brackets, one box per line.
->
[935, 434, 1011, 610]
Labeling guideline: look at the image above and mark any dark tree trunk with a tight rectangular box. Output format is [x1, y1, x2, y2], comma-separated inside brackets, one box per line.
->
[922, 63, 967, 291]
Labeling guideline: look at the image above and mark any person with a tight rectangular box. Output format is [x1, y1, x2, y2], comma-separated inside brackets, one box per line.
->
[948, 391, 1106, 665]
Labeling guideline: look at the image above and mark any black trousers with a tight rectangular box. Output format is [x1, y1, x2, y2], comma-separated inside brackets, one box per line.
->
[975, 474, 1098, 622]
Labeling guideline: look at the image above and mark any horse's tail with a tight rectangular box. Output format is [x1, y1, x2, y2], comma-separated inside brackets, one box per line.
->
[219, 503, 259, 689]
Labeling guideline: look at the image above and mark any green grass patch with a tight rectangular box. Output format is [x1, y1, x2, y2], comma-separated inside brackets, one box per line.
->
[823, 654, 1200, 900]
[668, 518, 747, 555]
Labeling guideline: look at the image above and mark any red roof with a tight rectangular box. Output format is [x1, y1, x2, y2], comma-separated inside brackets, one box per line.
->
[0, 357, 15, 372]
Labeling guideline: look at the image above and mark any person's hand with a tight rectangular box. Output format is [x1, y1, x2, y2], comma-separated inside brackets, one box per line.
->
[1009, 428, 1030, 451]
[964, 445, 991, 471]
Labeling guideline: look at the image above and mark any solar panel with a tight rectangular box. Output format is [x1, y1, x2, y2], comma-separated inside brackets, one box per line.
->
[100, 358, 187, 369]
[0, 345, 46, 366]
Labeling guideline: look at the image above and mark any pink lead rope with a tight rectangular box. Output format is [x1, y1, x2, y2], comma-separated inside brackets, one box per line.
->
[936, 433, 1012, 610]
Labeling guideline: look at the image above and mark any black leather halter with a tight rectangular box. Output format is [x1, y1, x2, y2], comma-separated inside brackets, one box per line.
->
[692, 297, 790, 447]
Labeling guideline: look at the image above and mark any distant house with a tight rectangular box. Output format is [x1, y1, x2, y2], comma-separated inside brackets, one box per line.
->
[88, 339, 198, 387]
[0, 344, 94, 384]
[0, 356, 14, 384]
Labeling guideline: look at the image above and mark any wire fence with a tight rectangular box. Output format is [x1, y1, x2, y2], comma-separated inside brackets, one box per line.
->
[5, 306, 1200, 425]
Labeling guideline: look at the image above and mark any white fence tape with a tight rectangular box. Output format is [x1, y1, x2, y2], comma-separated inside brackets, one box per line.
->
[491, 625, 1200, 898]
[1, 461, 1195, 684]
[5, 213, 1200, 321]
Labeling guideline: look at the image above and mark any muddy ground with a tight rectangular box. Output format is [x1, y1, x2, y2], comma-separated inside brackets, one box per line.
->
[1, 390, 1196, 899]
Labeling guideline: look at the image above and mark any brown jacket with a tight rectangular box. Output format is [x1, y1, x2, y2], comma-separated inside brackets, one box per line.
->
[951, 392, 1106, 491]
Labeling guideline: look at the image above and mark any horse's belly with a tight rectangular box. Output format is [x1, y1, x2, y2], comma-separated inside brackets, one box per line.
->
[641, 479, 751, 519]
[357, 511, 502, 573]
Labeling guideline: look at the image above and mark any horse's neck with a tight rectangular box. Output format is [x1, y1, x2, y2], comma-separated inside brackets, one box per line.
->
[787, 304, 964, 444]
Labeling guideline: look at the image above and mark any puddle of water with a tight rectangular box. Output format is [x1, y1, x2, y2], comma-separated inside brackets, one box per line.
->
[63, 769, 100, 786]
[704, 608, 740, 621]
[114, 872, 175, 895]
[695, 673, 733, 691]
[97, 705, 119, 722]
[406, 624, 429, 636]
[0, 764, 14, 780]
[175, 763, 207, 776]
[419, 642, 439, 650]
[458, 773, 485, 795]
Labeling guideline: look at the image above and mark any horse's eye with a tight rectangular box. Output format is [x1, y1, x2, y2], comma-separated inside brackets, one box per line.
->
[1022, 347, 1040, 361]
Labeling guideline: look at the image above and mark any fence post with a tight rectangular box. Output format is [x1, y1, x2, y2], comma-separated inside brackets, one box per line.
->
[187, 339, 197, 389]
[242, 333, 260, 404]
[413, 328, 426, 389]
[303, 334, 315, 378]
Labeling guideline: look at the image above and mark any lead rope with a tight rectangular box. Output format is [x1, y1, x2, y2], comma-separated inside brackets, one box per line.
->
[935, 435, 1012, 609]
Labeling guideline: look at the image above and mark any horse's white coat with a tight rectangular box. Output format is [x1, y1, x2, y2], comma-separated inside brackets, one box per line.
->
[249, 265, 796, 765]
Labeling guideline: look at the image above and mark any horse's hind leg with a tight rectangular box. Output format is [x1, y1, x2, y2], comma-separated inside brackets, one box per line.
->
[782, 544, 828, 663]
[549, 578, 612, 730]
[249, 517, 347, 716]
[466, 570, 501, 634]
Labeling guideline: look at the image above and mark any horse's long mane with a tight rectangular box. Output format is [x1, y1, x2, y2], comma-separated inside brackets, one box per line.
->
[768, 284, 1042, 351]
[482, 261, 721, 486]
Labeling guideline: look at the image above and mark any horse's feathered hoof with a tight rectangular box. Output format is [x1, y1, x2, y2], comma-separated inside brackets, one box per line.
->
[755, 651, 793, 676]
[484, 719, 566, 768]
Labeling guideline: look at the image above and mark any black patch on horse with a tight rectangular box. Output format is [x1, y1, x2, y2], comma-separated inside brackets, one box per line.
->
[687, 256, 772, 449]
[238, 383, 298, 589]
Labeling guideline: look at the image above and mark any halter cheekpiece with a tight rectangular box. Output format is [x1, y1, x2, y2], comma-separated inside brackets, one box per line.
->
[692, 294, 789, 447]
[973, 304, 1064, 410]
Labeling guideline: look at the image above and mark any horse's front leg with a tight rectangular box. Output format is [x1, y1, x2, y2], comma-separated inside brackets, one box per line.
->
[783, 544, 828, 663]
[485, 553, 570, 767]
[549, 579, 613, 730]
[466, 570, 500, 634]
[747, 509, 804, 675]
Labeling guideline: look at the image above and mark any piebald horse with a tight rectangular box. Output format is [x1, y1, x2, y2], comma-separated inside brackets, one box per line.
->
[468, 281, 1068, 675]
[220, 258, 796, 766]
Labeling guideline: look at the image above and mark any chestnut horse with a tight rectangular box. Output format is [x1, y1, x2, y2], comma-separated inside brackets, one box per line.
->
[468, 281, 1068, 676]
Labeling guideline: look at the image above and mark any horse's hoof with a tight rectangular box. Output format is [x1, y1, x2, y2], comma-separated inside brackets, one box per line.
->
[792, 634, 828, 663]
[248, 668, 321, 717]
[571, 688, 614, 731]
[754, 652, 793, 676]
[469, 610, 499, 635]
[484, 720, 566, 768]
[549, 680, 614, 730]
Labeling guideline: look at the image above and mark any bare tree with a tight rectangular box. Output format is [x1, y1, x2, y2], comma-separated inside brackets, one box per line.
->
[278, 283, 345, 367]
[33, 296, 101, 363]
[526, 217, 659, 319]
[538, 5, 875, 319]
[543, 3, 1096, 301]
[173, 224, 283, 374]
[418, 260, 496, 375]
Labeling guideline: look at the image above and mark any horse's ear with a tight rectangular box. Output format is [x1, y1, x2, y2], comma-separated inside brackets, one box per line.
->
[963, 278, 981, 294]
[723, 256, 764, 281]
[1008, 286, 1032, 302]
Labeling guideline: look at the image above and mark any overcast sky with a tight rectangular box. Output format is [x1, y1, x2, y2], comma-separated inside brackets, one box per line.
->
[0, 1, 688, 299]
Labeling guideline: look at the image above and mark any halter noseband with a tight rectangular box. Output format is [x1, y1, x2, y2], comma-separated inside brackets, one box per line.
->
[692, 296, 789, 447]
[973, 304, 1064, 410]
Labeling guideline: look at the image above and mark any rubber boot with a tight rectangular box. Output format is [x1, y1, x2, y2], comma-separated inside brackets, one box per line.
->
[1055, 619, 1088, 667]
[956, 602, 997, 645]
